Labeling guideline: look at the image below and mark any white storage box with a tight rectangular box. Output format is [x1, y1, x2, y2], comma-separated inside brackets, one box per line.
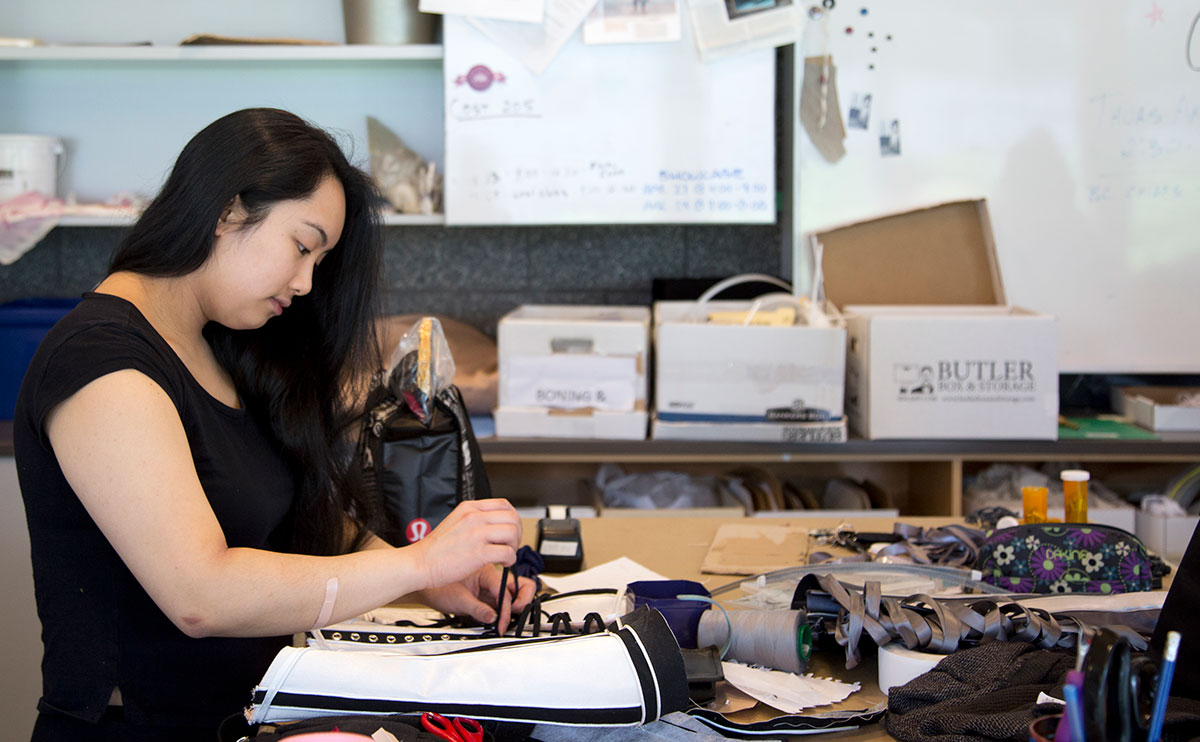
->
[650, 415, 847, 443]
[1115, 386, 1200, 432]
[1135, 510, 1199, 563]
[844, 305, 1057, 439]
[815, 200, 1059, 440]
[652, 299, 845, 423]
[498, 305, 649, 412]
[494, 407, 647, 440]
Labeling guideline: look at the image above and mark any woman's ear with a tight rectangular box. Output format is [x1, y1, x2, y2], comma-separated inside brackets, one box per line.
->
[215, 195, 245, 237]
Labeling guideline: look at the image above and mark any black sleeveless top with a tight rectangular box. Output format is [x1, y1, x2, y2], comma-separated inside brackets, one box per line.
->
[15, 292, 298, 730]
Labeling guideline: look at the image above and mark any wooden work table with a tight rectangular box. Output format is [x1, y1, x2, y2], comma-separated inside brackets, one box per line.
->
[525, 514, 1173, 742]
[521, 515, 974, 742]
[526, 515, 964, 587]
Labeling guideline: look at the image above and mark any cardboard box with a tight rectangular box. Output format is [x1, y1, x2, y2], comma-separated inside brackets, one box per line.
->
[1115, 386, 1200, 432]
[493, 407, 647, 440]
[1135, 510, 1199, 563]
[815, 200, 1059, 440]
[652, 299, 846, 422]
[650, 415, 847, 443]
[843, 305, 1058, 439]
[498, 305, 649, 413]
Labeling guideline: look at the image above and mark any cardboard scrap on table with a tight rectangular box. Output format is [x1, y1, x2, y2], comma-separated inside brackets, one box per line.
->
[700, 523, 809, 575]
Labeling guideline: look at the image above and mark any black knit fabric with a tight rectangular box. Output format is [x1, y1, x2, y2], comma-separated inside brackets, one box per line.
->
[885, 641, 1200, 742]
[885, 642, 1072, 742]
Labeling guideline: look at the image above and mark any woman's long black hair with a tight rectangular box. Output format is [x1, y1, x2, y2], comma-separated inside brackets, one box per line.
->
[109, 108, 383, 556]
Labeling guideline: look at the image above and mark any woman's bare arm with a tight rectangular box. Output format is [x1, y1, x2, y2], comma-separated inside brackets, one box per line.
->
[46, 368, 522, 639]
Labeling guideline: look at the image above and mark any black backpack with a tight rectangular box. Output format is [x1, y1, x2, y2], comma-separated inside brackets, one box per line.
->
[357, 380, 491, 546]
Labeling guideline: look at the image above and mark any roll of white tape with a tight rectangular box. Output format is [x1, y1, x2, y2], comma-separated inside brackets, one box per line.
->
[996, 515, 1021, 530]
[877, 642, 943, 695]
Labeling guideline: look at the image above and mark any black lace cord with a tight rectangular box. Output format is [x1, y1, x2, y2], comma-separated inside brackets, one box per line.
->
[581, 612, 607, 634]
[493, 567, 510, 637]
[512, 596, 543, 638]
[548, 612, 574, 635]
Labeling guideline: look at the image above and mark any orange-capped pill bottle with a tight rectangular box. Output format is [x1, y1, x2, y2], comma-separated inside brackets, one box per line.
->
[1061, 469, 1090, 523]
[1021, 485, 1048, 524]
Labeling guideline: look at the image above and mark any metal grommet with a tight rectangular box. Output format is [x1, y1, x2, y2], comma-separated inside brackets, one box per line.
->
[441, 634, 450, 641]
[422, 634, 433, 642]
[808, 5, 824, 18]
[386, 635, 397, 643]
[404, 635, 414, 642]
[350, 632, 360, 641]
[822, 0, 835, 8]
[368, 634, 379, 642]
[331, 632, 342, 641]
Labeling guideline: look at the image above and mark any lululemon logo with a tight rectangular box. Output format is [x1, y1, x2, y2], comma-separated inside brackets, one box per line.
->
[407, 518, 431, 542]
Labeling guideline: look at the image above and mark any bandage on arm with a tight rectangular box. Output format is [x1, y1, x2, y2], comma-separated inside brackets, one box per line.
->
[311, 577, 339, 631]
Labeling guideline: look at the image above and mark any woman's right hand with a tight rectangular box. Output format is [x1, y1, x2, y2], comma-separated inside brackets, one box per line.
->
[410, 498, 523, 591]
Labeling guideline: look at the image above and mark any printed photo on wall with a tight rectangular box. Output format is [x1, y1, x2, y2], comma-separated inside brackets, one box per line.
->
[848, 93, 872, 130]
[686, 0, 805, 60]
[880, 118, 901, 156]
[725, 0, 791, 20]
[582, 0, 682, 44]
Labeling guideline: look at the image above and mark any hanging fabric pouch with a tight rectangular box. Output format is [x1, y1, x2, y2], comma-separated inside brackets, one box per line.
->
[357, 317, 490, 546]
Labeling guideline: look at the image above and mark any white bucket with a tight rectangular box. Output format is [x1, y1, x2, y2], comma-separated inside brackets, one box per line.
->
[0, 134, 65, 202]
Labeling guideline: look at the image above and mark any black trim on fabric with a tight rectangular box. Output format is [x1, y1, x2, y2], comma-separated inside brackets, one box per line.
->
[439, 633, 590, 656]
[251, 692, 643, 725]
[618, 607, 690, 716]
[541, 588, 619, 600]
[319, 629, 483, 645]
[615, 627, 656, 722]
[686, 706, 887, 734]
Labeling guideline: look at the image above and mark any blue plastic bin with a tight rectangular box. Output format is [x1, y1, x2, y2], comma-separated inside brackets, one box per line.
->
[0, 298, 81, 420]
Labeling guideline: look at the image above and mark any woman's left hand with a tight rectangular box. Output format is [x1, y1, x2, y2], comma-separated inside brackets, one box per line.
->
[417, 565, 537, 632]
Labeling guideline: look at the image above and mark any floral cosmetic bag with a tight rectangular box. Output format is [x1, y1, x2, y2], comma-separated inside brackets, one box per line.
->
[974, 523, 1152, 594]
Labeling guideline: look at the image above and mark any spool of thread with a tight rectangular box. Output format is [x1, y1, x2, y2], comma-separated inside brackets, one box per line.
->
[697, 610, 809, 674]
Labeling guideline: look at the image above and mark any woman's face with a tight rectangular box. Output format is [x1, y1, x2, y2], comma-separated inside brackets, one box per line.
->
[202, 174, 346, 330]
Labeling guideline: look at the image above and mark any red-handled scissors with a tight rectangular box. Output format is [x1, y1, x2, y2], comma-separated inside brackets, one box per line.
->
[420, 712, 483, 742]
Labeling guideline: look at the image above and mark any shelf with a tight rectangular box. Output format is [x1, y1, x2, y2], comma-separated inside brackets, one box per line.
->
[477, 437, 1200, 464]
[55, 212, 446, 227]
[0, 44, 443, 62]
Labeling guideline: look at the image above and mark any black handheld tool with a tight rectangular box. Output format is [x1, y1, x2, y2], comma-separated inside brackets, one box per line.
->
[537, 505, 584, 573]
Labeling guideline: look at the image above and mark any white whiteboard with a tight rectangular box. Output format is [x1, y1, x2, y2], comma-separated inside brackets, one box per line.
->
[796, 1, 1200, 373]
[442, 14, 775, 225]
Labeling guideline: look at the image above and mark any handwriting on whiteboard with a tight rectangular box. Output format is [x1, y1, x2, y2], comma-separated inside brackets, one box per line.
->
[1083, 92, 1200, 204]
[448, 96, 542, 122]
[455, 162, 772, 216]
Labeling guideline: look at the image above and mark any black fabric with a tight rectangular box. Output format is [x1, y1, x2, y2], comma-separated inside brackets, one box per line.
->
[1152, 521, 1200, 701]
[619, 605, 691, 718]
[15, 292, 296, 732]
[33, 705, 217, 742]
[885, 641, 1073, 742]
[885, 641, 1200, 742]
[359, 382, 489, 546]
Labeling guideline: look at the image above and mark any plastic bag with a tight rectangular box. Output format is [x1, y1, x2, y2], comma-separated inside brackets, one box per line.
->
[387, 316, 455, 426]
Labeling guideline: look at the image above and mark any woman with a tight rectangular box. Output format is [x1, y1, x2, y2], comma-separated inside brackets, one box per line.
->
[14, 108, 535, 741]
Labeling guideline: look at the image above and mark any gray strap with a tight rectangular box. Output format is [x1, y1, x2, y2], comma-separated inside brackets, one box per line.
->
[810, 575, 1147, 669]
